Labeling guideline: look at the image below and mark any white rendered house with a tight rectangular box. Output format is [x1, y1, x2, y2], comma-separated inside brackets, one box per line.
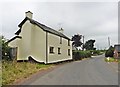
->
[8, 11, 72, 64]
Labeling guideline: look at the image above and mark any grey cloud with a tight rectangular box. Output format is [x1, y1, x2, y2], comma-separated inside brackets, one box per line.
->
[1, 2, 118, 49]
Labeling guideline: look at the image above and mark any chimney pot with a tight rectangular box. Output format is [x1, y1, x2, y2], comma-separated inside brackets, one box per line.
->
[25, 11, 33, 19]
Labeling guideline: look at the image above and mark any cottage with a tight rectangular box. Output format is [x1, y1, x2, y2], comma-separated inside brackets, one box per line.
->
[8, 11, 72, 64]
[114, 44, 120, 58]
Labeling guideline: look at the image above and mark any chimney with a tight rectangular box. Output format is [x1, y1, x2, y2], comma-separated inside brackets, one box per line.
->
[25, 11, 33, 19]
[58, 28, 64, 33]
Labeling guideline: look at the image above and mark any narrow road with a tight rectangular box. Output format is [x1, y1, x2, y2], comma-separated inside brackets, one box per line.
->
[20, 54, 118, 85]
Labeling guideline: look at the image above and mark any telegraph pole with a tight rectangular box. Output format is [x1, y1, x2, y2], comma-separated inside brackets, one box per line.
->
[82, 35, 84, 51]
[108, 37, 110, 47]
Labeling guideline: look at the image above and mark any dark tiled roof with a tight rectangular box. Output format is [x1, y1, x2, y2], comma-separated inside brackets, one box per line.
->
[15, 28, 21, 35]
[16, 17, 70, 40]
[6, 36, 22, 44]
[114, 44, 120, 52]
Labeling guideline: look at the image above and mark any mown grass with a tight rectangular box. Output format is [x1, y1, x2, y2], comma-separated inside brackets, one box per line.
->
[2, 60, 53, 85]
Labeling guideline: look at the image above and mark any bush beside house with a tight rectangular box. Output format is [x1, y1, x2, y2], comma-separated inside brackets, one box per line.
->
[0, 36, 11, 60]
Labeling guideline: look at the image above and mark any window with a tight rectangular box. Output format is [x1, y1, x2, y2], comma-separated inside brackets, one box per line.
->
[68, 49, 70, 56]
[50, 47, 54, 53]
[68, 40, 70, 46]
[58, 48, 61, 54]
[60, 37, 62, 44]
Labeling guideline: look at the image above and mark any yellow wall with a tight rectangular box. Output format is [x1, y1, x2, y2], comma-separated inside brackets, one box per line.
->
[17, 20, 32, 60]
[47, 33, 72, 63]
[30, 25, 46, 62]
[9, 19, 72, 63]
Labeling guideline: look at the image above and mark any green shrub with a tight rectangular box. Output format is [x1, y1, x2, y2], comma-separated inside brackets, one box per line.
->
[105, 46, 114, 57]
[1, 36, 11, 60]
[89, 50, 104, 56]
[73, 50, 91, 60]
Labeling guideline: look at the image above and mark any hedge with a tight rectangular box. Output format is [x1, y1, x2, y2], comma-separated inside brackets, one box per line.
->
[90, 50, 104, 56]
[73, 51, 91, 60]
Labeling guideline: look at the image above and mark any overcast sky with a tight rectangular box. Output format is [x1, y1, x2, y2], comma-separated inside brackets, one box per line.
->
[1, 0, 118, 49]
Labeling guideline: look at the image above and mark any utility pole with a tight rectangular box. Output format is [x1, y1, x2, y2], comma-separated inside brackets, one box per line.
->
[82, 35, 84, 51]
[108, 37, 110, 47]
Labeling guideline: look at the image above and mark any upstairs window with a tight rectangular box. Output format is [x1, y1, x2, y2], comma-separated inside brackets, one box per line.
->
[58, 48, 61, 54]
[50, 47, 54, 53]
[68, 40, 70, 46]
[60, 37, 62, 44]
[68, 49, 70, 56]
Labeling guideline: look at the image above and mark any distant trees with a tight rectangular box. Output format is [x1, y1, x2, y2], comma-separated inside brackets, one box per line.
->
[84, 39, 96, 50]
[71, 34, 83, 49]
[71, 34, 96, 51]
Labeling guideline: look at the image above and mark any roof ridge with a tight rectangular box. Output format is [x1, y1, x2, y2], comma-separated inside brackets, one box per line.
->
[17, 17, 70, 40]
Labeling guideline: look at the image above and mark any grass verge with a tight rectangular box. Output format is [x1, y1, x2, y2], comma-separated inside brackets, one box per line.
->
[104, 57, 120, 63]
[2, 60, 53, 85]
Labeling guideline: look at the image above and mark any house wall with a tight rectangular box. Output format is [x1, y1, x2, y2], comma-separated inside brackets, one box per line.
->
[8, 38, 20, 47]
[9, 21, 46, 62]
[47, 33, 72, 63]
[8, 20, 31, 60]
[30, 24, 46, 62]
[8, 38, 21, 59]
[9, 20, 72, 63]
[114, 50, 120, 58]
[17, 20, 32, 60]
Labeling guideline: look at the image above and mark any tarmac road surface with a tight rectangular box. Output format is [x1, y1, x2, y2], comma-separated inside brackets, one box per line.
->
[19, 54, 118, 85]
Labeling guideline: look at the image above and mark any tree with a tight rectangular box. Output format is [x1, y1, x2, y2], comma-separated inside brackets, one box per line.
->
[0, 35, 10, 60]
[71, 34, 83, 49]
[105, 46, 114, 57]
[84, 39, 96, 50]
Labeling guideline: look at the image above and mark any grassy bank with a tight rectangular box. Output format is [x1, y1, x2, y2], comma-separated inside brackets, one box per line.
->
[2, 60, 53, 85]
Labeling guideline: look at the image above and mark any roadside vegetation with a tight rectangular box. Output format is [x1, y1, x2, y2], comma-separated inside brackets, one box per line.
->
[105, 46, 114, 57]
[90, 50, 105, 56]
[72, 34, 105, 61]
[2, 60, 53, 85]
[1, 36, 53, 85]
[105, 46, 120, 63]
[73, 50, 91, 60]
[104, 57, 120, 63]
[73, 50, 104, 60]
